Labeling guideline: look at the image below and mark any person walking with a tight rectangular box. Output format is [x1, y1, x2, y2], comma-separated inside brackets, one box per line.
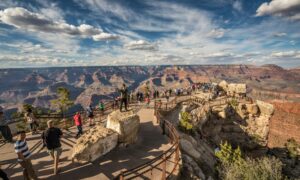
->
[119, 84, 128, 112]
[14, 131, 38, 180]
[0, 106, 13, 143]
[86, 105, 94, 126]
[25, 109, 38, 135]
[98, 101, 105, 115]
[41, 120, 63, 175]
[73, 112, 83, 138]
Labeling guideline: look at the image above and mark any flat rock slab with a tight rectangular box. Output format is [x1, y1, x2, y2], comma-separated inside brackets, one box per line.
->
[72, 125, 118, 163]
[107, 110, 140, 144]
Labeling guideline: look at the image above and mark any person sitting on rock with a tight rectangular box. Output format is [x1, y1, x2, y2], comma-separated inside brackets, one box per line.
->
[41, 120, 63, 175]
[73, 112, 83, 138]
[119, 84, 129, 112]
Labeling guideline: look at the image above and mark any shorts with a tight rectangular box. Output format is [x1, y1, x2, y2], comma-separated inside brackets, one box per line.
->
[47, 147, 62, 157]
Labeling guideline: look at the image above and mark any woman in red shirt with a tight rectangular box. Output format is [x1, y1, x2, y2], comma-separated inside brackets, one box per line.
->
[73, 112, 83, 138]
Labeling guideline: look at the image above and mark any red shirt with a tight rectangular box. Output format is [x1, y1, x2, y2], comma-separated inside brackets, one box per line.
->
[73, 114, 82, 126]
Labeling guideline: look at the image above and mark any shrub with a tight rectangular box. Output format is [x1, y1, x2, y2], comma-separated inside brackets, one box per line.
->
[178, 111, 195, 135]
[215, 141, 284, 180]
[229, 98, 238, 109]
[285, 138, 299, 159]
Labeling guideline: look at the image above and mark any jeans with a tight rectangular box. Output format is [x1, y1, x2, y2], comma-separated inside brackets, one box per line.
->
[76, 125, 83, 137]
[0, 125, 13, 142]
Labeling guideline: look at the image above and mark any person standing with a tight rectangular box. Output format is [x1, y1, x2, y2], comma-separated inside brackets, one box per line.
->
[86, 105, 94, 126]
[14, 131, 38, 180]
[98, 101, 105, 115]
[25, 109, 38, 135]
[41, 120, 63, 175]
[0, 106, 13, 143]
[73, 112, 83, 138]
[119, 84, 128, 112]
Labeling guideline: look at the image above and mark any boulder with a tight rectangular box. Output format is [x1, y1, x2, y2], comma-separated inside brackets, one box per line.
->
[106, 110, 140, 144]
[256, 100, 274, 116]
[218, 80, 228, 91]
[180, 139, 201, 160]
[246, 104, 259, 115]
[72, 125, 118, 163]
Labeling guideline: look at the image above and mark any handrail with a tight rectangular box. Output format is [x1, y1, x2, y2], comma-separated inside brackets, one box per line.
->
[117, 94, 253, 179]
[117, 97, 184, 180]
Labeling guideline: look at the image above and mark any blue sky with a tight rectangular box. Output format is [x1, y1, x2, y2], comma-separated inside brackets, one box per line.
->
[0, 0, 299, 68]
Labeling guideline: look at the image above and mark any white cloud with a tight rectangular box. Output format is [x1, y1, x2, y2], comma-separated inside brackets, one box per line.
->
[207, 28, 225, 38]
[0, 7, 118, 41]
[273, 32, 287, 37]
[256, 0, 300, 20]
[271, 51, 300, 58]
[92, 32, 119, 41]
[233, 1, 243, 12]
[124, 40, 158, 51]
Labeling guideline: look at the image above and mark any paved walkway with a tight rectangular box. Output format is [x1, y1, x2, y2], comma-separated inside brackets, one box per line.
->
[0, 108, 170, 180]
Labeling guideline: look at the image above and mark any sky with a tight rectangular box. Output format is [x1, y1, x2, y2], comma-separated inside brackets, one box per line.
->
[0, 0, 299, 68]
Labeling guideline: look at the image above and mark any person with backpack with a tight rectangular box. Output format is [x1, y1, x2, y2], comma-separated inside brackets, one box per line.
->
[86, 105, 94, 126]
[73, 112, 83, 138]
[41, 120, 63, 175]
[119, 84, 129, 112]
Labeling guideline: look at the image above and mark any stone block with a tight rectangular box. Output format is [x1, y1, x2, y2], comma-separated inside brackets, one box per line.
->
[72, 125, 118, 163]
[106, 110, 140, 144]
[256, 100, 274, 116]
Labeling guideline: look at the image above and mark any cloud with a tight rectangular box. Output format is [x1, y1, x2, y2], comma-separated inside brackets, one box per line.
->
[0, 7, 117, 41]
[271, 50, 300, 58]
[92, 32, 119, 41]
[256, 0, 300, 20]
[207, 28, 225, 38]
[233, 1, 243, 12]
[273, 32, 287, 37]
[124, 40, 158, 51]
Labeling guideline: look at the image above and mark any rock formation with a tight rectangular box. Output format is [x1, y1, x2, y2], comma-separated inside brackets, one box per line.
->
[72, 125, 118, 163]
[106, 110, 140, 144]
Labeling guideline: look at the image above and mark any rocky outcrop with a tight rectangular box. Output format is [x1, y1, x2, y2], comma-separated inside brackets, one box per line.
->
[218, 80, 247, 97]
[72, 125, 118, 163]
[106, 110, 140, 144]
[256, 100, 275, 116]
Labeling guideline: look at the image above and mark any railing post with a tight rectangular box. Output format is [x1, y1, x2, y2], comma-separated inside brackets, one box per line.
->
[161, 154, 166, 180]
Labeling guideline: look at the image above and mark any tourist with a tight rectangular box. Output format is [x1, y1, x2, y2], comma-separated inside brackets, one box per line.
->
[0, 106, 13, 143]
[25, 109, 39, 135]
[145, 96, 150, 108]
[73, 112, 83, 138]
[41, 120, 63, 175]
[14, 131, 38, 180]
[86, 105, 94, 126]
[98, 101, 105, 115]
[119, 84, 128, 112]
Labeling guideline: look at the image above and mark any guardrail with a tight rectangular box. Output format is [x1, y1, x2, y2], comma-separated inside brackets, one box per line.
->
[117, 97, 183, 180]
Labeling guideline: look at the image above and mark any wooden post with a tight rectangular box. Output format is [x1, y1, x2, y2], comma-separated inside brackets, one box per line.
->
[161, 154, 166, 180]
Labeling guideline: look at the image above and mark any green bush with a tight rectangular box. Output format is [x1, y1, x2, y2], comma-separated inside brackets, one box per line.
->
[285, 138, 299, 159]
[229, 98, 238, 109]
[215, 142, 284, 180]
[178, 111, 195, 135]
[16, 120, 29, 132]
